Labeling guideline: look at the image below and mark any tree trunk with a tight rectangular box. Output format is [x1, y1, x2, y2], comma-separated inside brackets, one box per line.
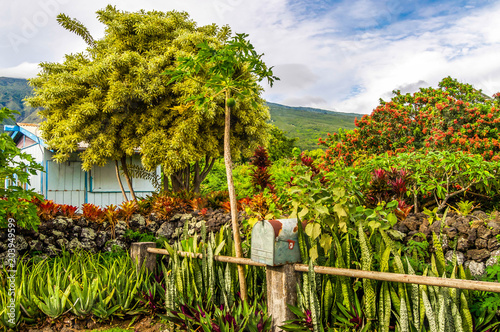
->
[413, 184, 419, 214]
[115, 160, 128, 201]
[171, 168, 186, 192]
[121, 156, 137, 201]
[162, 168, 169, 193]
[192, 156, 216, 193]
[169, 159, 216, 193]
[224, 90, 248, 302]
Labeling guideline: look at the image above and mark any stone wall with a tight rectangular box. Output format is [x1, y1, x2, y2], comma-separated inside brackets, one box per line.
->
[0, 209, 242, 266]
[393, 210, 500, 276]
[3, 209, 500, 276]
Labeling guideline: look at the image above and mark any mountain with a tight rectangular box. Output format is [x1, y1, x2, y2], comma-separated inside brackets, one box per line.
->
[266, 102, 358, 150]
[0, 77, 360, 149]
[0, 77, 40, 133]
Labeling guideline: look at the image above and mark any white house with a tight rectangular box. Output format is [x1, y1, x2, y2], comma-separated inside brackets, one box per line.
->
[4, 123, 157, 207]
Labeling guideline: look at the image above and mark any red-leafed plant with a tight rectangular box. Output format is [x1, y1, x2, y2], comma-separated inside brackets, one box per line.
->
[249, 146, 275, 193]
[199, 207, 208, 216]
[300, 154, 328, 185]
[104, 204, 120, 237]
[206, 191, 229, 210]
[221, 201, 232, 213]
[119, 200, 138, 226]
[152, 196, 174, 220]
[396, 200, 414, 221]
[59, 204, 78, 219]
[365, 167, 412, 208]
[82, 203, 104, 222]
[190, 197, 208, 211]
[37, 200, 60, 221]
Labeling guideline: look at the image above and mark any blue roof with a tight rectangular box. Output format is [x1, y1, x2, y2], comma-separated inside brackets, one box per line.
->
[3, 124, 49, 150]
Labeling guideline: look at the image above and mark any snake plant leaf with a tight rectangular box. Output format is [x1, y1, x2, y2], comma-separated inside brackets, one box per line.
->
[432, 232, 446, 276]
[358, 222, 376, 321]
[399, 295, 409, 332]
[460, 292, 473, 332]
[406, 257, 420, 330]
[323, 279, 334, 326]
[421, 285, 438, 332]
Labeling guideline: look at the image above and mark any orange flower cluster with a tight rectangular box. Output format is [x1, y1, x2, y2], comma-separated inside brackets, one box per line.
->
[319, 77, 500, 167]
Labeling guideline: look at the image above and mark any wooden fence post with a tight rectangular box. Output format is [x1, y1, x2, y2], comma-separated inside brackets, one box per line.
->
[130, 242, 157, 274]
[266, 264, 298, 332]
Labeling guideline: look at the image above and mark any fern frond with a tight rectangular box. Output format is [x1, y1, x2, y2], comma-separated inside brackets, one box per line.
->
[121, 164, 161, 191]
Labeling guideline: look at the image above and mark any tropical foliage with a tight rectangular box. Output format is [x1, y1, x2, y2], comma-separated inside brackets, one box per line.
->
[0, 107, 43, 229]
[26, 7, 271, 195]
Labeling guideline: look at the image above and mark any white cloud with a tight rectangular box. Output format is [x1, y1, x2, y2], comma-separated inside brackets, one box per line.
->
[0, 62, 40, 78]
[1, 0, 500, 115]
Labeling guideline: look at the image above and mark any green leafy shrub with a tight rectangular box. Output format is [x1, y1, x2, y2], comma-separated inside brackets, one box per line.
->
[0, 107, 44, 229]
[0, 250, 154, 329]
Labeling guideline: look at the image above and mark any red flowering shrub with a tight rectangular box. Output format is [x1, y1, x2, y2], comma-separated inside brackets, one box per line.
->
[320, 77, 500, 166]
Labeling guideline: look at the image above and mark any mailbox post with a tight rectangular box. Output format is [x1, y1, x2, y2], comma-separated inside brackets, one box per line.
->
[251, 219, 301, 332]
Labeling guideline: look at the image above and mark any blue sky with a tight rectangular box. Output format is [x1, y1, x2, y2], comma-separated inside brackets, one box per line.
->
[1, 0, 500, 114]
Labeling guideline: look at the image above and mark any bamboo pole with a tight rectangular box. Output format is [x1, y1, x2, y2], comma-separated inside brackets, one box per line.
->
[293, 264, 500, 293]
[147, 247, 267, 267]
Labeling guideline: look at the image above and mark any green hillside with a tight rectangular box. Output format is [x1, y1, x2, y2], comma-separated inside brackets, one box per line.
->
[0, 77, 359, 148]
[267, 102, 358, 150]
[0, 77, 41, 133]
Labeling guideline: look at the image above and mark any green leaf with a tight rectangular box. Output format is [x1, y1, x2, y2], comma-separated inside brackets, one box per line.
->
[309, 245, 319, 263]
[305, 222, 321, 241]
[318, 234, 332, 253]
[314, 205, 329, 216]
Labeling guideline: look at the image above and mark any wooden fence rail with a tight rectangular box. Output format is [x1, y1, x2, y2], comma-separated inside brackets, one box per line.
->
[131, 242, 500, 331]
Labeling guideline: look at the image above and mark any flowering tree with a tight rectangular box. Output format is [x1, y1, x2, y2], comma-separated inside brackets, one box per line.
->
[320, 77, 500, 167]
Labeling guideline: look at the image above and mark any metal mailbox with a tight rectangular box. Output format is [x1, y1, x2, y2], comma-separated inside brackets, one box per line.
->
[250, 218, 301, 266]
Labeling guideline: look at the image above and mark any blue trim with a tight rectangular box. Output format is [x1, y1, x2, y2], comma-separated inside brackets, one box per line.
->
[90, 173, 93, 192]
[45, 160, 49, 199]
[40, 162, 43, 197]
[84, 171, 88, 204]
[21, 143, 39, 151]
[4, 125, 50, 150]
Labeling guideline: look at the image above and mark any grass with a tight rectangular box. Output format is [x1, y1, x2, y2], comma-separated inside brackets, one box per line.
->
[91, 328, 133, 332]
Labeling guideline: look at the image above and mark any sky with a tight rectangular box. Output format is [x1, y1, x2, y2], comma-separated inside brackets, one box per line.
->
[1, 0, 500, 115]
